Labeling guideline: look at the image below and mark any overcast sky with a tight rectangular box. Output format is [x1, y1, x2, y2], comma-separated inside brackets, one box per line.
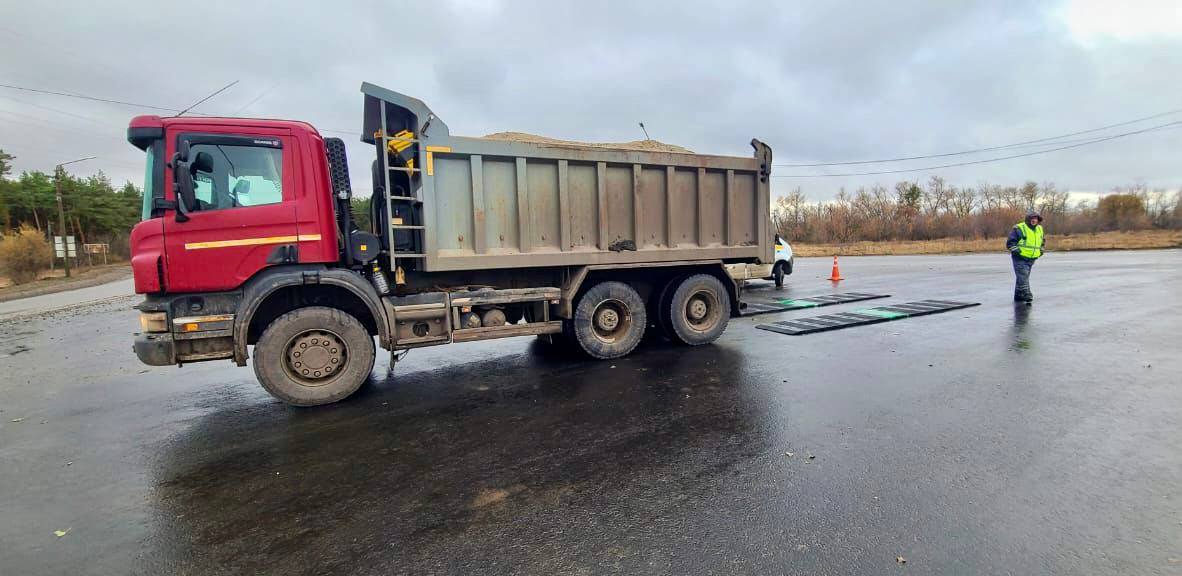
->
[1, 0, 1179, 202]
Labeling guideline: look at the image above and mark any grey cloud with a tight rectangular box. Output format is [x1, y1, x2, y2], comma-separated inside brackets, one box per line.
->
[1, 0, 1177, 202]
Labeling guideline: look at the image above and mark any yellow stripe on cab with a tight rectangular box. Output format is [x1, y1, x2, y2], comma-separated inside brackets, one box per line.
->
[184, 234, 322, 250]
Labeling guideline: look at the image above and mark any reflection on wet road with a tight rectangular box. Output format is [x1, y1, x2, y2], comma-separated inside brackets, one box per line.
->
[1, 251, 1180, 575]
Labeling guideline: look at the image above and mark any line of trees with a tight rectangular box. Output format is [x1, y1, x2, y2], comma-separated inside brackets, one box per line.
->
[0, 149, 142, 257]
[4, 145, 1179, 258]
[774, 176, 1182, 244]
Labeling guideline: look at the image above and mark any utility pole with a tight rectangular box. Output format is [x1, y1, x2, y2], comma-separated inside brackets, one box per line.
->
[54, 156, 96, 278]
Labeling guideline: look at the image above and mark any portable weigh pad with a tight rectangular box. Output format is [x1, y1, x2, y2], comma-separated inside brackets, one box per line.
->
[739, 292, 890, 316]
[755, 300, 980, 335]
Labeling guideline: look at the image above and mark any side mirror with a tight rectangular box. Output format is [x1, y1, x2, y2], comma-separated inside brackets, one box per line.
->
[171, 144, 197, 221]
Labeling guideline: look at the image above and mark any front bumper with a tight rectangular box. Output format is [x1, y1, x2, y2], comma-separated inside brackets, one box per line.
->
[134, 332, 176, 366]
[725, 262, 774, 281]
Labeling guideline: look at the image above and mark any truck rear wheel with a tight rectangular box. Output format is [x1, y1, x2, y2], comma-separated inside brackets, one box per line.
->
[572, 281, 646, 359]
[667, 274, 730, 346]
[253, 306, 375, 406]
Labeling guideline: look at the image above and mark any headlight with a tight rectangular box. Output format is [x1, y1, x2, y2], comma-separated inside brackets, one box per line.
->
[139, 312, 168, 333]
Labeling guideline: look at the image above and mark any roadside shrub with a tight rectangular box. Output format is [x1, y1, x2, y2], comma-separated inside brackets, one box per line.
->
[1097, 194, 1149, 231]
[0, 226, 53, 284]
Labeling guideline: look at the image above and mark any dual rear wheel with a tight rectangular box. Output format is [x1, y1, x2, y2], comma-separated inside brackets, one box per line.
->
[569, 274, 731, 359]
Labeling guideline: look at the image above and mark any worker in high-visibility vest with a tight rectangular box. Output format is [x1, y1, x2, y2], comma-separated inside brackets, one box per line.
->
[1006, 209, 1045, 303]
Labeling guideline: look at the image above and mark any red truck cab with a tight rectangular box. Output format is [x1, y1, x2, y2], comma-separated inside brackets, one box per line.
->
[127, 113, 390, 387]
[127, 115, 339, 294]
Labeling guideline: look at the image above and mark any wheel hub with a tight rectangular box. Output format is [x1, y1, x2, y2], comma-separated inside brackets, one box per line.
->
[684, 289, 721, 332]
[595, 307, 620, 332]
[286, 330, 345, 381]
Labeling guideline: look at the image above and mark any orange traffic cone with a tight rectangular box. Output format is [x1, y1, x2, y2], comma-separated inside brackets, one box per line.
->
[829, 255, 844, 281]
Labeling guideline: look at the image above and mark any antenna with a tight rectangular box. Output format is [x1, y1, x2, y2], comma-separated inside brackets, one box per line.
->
[638, 122, 651, 140]
[175, 80, 239, 117]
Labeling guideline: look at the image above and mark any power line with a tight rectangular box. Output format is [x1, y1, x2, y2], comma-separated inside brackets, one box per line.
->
[0, 109, 128, 141]
[0, 82, 197, 114]
[176, 80, 239, 117]
[319, 127, 362, 136]
[0, 81, 360, 136]
[234, 82, 278, 114]
[2, 137, 144, 172]
[0, 94, 123, 129]
[774, 106, 1182, 167]
[772, 120, 1182, 178]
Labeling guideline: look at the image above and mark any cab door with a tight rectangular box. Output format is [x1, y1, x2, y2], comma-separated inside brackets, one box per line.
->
[163, 130, 299, 292]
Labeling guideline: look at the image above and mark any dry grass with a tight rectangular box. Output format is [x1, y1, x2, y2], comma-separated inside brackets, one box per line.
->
[794, 229, 1182, 257]
[0, 226, 54, 284]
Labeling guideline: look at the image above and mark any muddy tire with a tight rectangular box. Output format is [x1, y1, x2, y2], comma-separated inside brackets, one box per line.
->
[773, 262, 786, 287]
[667, 274, 730, 346]
[253, 306, 375, 406]
[572, 281, 646, 359]
[652, 274, 685, 340]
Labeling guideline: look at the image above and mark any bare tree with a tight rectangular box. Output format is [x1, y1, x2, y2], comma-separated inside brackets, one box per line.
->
[1017, 181, 1040, 210]
[978, 180, 1003, 211]
[773, 187, 808, 240]
[1038, 181, 1070, 217]
[950, 186, 978, 219]
[922, 175, 953, 215]
[1146, 187, 1172, 226]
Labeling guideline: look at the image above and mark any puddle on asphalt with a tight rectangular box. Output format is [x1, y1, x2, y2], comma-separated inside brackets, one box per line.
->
[1009, 303, 1033, 352]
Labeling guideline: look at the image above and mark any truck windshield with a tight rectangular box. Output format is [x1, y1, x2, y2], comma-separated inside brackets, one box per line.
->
[140, 147, 155, 220]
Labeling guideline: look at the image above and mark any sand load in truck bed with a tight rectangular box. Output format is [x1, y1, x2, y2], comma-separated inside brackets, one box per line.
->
[481, 132, 693, 154]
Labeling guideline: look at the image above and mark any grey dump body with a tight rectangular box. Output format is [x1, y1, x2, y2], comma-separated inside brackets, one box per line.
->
[360, 82, 773, 274]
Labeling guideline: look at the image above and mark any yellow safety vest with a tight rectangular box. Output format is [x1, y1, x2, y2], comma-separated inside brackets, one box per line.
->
[1014, 222, 1044, 259]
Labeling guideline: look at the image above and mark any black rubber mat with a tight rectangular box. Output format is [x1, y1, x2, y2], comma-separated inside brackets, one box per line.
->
[739, 292, 890, 316]
[754, 299, 980, 335]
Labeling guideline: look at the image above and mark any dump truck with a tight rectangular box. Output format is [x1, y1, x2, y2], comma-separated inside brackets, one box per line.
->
[127, 83, 773, 405]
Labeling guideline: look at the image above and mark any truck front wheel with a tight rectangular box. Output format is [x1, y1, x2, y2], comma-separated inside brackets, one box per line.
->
[252, 306, 375, 406]
[667, 274, 730, 346]
[572, 281, 647, 359]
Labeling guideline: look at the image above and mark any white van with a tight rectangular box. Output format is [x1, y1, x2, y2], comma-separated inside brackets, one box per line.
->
[726, 234, 795, 287]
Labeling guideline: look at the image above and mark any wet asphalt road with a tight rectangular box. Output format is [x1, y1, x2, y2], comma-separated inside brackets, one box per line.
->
[1, 251, 1180, 575]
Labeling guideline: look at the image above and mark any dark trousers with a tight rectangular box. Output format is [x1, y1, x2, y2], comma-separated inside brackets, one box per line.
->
[1012, 255, 1035, 300]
